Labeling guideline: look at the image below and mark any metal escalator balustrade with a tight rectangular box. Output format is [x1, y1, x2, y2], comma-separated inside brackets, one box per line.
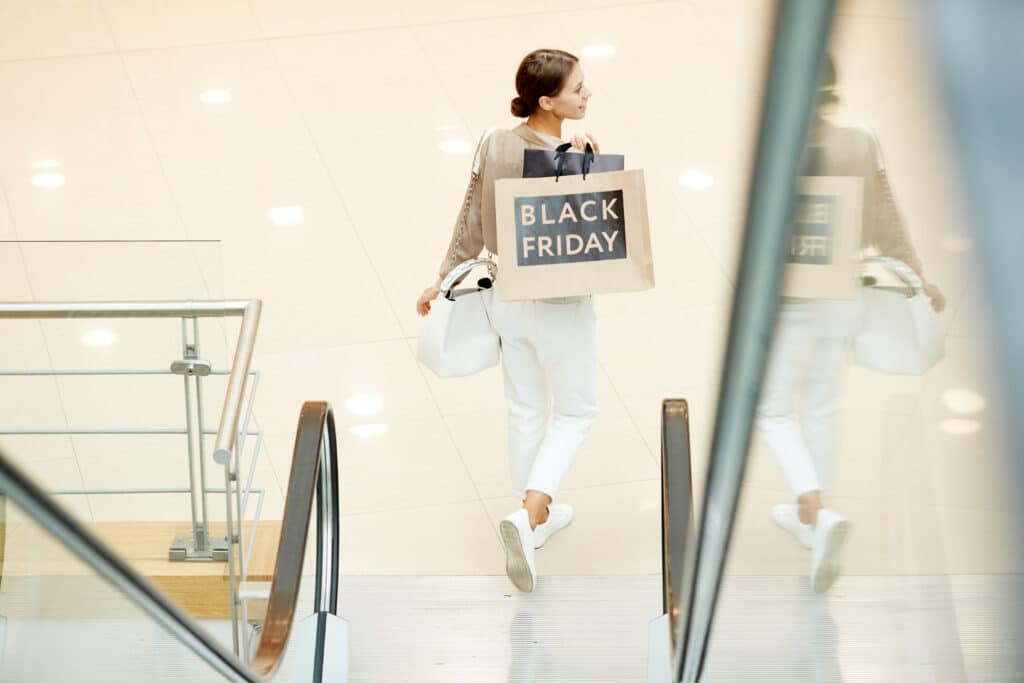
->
[664, 2, 839, 682]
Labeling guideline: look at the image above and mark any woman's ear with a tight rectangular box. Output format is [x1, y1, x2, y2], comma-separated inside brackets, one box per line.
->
[537, 95, 554, 112]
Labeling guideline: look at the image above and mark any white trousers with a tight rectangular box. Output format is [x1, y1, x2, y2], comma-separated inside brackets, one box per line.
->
[755, 300, 859, 499]
[489, 284, 598, 501]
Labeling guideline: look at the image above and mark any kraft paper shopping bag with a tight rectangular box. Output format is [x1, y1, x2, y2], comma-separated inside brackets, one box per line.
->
[494, 169, 654, 301]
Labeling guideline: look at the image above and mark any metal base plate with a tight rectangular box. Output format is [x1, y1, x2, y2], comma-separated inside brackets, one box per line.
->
[168, 536, 230, 562]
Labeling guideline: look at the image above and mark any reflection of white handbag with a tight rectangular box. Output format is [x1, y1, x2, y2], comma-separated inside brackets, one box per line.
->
[853, 256, 945, 375]
[417, 258, 500, 378]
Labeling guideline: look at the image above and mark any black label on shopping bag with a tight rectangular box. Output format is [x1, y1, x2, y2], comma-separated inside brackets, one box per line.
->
[788, 195, 836, 265]
[513, 190, 627, 267]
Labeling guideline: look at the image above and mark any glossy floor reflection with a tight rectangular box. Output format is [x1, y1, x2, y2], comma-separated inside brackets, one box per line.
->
[1, 575, 1020, 681]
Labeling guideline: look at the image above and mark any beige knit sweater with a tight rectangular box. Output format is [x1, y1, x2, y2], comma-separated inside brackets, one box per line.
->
[810, 120, 924, 275]
[438, 123, 562, 281]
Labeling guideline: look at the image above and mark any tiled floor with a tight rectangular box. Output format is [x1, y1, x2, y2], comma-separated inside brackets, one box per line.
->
[1, 574, 1020, 681]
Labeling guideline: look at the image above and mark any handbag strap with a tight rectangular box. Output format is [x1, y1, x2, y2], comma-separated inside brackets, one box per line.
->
[860, 255, 924, 293]
[440, 258, 497, 297]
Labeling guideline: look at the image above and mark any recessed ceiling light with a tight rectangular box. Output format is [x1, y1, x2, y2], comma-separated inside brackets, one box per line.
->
[679, 169, 714, 190]
[582, 44, 616, 60]
[32, 160, 62, 169]
[940, 418, 981, 435]
[200, 89, 233, 105]
[349, 423, 389, 438]
[81, 330, 117, 347]
[346, 393, 383, 416]
[941, 388, 986, 414]
[32, 172, 66, 189]
[268, 206, 304, 226]
[438, 139, 473, 155]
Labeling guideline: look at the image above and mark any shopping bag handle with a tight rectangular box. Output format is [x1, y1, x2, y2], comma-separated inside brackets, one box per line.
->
[552, 142, 596, 181]
[440, 258, 497, 297]
[860, 256, 924, 295]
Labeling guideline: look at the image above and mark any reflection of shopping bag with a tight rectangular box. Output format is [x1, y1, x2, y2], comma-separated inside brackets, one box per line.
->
[780, 176, 864, 300]
[853, 257, 945, 375]
[494, 168, 654, 301]
[522, 142, 625, 178]
[417, 259, 500, 378]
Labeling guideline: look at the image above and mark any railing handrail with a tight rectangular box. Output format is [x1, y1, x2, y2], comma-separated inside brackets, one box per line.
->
[0, 300, 254, 319]
[0, 298, 261, 480]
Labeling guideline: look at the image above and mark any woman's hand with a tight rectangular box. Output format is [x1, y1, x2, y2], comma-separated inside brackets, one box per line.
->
[922, 282, 946, 313]
[571, 132, 600, 154]
[417, 284, 441, 317]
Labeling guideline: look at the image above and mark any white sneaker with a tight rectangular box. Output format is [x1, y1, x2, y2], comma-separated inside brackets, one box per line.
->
[772, 504, 813, 550]
[499, 509, 537, 593]
[810, 509, 849, 593]
[533, 504, 574, 549]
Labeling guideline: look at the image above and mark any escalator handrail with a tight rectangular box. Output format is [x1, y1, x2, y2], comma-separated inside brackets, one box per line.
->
[249, 400, 340, 677]
[660, 398, 697, 677]
[0, 399, 342, 682]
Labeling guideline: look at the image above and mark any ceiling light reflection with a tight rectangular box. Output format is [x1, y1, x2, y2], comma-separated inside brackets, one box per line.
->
[941, 389, 986, 414]
[268, 206, 304, 226]
[200, 89, 233, 105]
[346, 393, 383, 416]
[32, 172, 66, 189]
[82, 330, 117, 347]
[350, 423, 389, 439]
[439, 139, 473, 155]
[582, 44, 616, 60]
[940, 418, 981, 436]
[679, 169, 714, 190]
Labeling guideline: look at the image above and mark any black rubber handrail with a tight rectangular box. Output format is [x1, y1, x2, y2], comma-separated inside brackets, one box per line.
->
[0, 400, 341, 682]
[250, 400, 340, 678]
[660, 399, 697, 679]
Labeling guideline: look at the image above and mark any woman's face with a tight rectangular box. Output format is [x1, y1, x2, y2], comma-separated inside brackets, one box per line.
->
[541, 63, 592, 120]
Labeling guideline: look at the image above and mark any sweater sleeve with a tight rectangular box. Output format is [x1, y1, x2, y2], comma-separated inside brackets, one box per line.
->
[438, 131, 494, 282]
[858, 125, 925, 276]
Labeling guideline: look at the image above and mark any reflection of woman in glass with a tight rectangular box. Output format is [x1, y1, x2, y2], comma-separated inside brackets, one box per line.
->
[415, 50, 599, 594]
[756, 55, 945, 592]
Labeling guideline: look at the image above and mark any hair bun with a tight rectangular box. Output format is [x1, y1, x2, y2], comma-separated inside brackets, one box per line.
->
[510, 96, 531, 118]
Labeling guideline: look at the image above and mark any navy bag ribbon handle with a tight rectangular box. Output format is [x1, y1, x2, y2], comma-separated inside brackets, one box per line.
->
[552, 142, 596, 181]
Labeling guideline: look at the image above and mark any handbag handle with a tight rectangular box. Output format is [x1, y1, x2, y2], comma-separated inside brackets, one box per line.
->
[552, 142, 596, 181]
[440, 258, 497, 296]
[860, 255, 924, 295]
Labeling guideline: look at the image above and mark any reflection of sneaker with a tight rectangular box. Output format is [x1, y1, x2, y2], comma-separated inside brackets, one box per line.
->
[772, 504, 813, 550]
[533, 504, 573, 549]
[499, 509, 537, 592]
[810, 509, 849, 593]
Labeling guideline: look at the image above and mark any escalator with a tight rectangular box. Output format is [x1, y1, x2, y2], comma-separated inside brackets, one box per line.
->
[0, 401, 341, 683]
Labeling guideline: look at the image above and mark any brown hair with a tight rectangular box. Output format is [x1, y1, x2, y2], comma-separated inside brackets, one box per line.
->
[511, 49, 579, 118]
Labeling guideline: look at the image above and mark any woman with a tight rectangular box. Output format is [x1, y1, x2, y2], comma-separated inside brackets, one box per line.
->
[756, 54, 945, 593]
[416, 49, 599, 593]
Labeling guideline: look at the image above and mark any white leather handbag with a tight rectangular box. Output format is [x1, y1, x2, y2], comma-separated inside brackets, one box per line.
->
[417, 258, 500, 378]
[853, 256, 945, 375]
